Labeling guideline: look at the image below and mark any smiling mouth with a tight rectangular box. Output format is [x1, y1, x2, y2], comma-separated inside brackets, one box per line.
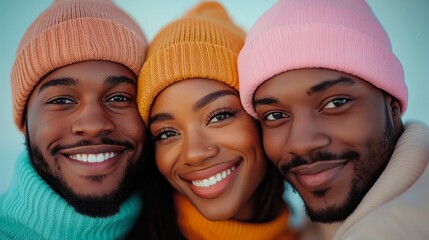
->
[68, 152, 118, 163]
[191, 164, 237, 188]
[289, 160, 348, 190]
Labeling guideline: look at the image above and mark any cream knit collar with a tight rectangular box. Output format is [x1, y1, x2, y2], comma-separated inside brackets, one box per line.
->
[334, 121, 429, 239]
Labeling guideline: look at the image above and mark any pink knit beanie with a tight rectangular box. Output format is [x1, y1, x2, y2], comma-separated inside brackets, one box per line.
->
[11, 0, 147, 132]
[238, 0, 407, 119]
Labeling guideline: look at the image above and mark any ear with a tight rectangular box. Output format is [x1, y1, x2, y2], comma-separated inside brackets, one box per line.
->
[385, 94, 403, 136]
[386, 95, 401, 117]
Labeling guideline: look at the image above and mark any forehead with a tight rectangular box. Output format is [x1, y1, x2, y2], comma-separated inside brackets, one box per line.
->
[35, 61, 135, 92]
[153, 78, 236, 109]
[255, 68, 374, 98]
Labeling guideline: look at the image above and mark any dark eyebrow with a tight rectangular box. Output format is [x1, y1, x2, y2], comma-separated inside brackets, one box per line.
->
[192, 89, 237, 112]
[149, 112, 175, 125]
[38, 77, 77, 94]
[149, 89, 237, 125]
[307, 77, 355, 95]
[253, 77, 355, 109]
[254, 97, 279, 109]
[105, 75, 136, 87]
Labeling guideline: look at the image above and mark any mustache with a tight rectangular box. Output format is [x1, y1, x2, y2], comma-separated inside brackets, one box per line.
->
[281, 150, 359, 173]
[51, 137, 134, 156]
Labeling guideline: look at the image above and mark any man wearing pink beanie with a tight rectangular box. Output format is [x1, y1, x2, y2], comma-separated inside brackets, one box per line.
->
[0, 0, 148, 239]
[238, 0, 429, 239]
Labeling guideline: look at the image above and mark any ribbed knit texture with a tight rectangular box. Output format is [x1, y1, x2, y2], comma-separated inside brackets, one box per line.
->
[238, 0, 407, 119]
[137, 1, 245, 125]
[11, 0, 147, 131]
[296, 121, 429, 240]
[174, 193, 296, 240]
[0, 151, 142, 240]
[333, 121, 429, 239]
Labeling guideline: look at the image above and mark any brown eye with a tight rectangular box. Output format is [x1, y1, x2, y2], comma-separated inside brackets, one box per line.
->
[152, 128, 179, 142]
[47, 97, 75, 104]
[207, 108, 237, 124]
[107, 95, 129, 102]
[265, 112, 288, 121]
[324, 98, 349, 109]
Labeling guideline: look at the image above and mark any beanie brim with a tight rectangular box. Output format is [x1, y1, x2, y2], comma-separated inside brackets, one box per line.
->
[11, 18, 147, 131]
[138, 42, 240, 125]
[239, 23, 407, 119]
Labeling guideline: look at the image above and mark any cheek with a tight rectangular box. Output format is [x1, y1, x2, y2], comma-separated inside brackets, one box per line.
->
[223, 120, 262, 150]
[116, 112, 145, 139]
[261, 127, 285, 164]
[155, 146, 176, 180]
[27, 112, 64, 152]
[327, 112, 386, 147]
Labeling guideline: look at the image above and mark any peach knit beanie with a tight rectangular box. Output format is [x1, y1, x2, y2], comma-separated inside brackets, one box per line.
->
[238, 0, 407, 119]
[137, 1, 245, 125]
[11, 0, 147, 131]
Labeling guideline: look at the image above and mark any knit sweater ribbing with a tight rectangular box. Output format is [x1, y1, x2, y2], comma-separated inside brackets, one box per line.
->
[0, 151, 142, 240]
[175, 193, 296, 240]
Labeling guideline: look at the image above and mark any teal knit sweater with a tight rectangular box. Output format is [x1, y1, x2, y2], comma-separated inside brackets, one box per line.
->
[0, 151, 142, 239]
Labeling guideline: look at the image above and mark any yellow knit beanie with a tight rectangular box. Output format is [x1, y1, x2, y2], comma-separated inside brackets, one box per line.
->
[137, 1, 245, 125]
[11, 0, 147, 132]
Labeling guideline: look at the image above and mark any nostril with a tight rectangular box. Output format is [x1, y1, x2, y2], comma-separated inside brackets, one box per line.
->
[74, 130, 85, 135]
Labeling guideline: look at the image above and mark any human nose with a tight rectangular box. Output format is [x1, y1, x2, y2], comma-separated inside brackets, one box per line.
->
[71, 102, 115, 137]
[181, 129, 218, 166]
[286, 116, 330, 157]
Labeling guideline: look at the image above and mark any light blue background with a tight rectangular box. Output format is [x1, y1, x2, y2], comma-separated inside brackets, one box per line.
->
[1, 0, 428, 194]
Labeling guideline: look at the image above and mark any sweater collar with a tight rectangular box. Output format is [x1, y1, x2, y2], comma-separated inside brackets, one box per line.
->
[174, 193, 294, 240]
[334, 121, 429, 238]
[2, 151, 142, 239]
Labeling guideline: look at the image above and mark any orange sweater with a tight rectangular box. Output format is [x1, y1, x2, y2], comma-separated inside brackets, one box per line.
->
[175, 193, 296, 240]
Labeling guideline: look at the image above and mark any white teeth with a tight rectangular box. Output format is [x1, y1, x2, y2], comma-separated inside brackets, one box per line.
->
[96, 153, 104, 162]
[68, 152, 118, 163]
[215, 173, 222, 182]
[208, 176, 216, 185]
[88, 154, 96, 163]
[191, 165, 237, 188]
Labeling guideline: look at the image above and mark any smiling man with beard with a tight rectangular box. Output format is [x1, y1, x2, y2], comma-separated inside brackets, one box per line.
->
[238, 0, 429, 239]
[0, 0, 147, 239]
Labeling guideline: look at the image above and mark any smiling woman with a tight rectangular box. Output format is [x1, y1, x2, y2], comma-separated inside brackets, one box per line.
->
[136, 2, 296, 239]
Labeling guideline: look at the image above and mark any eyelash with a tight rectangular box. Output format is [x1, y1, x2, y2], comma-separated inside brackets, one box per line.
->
[206, 107, 237, 125]
[46, 97, 75, 104]
[151, 107, 238, 142]
[323, 97, 350, 110]
[106, 94, 131, 102]
[152, 127, 178, 142]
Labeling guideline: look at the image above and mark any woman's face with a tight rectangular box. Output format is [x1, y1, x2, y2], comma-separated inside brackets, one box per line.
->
[149, 78, 267, 221]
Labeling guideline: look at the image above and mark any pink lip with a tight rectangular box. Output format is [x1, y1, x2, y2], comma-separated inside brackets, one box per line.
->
[60, 145, 126, 155]
[181, 160, 239, 181]
[289, 160, 348, 190]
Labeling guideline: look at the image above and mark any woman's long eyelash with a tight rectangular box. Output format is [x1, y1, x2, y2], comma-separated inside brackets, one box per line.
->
[207, 107, 238, 123]
[151, 127, 173, 141]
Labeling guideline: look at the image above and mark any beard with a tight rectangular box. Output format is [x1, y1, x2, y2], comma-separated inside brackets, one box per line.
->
[25, 133, 143, 218]
[281, 104, 396, 223]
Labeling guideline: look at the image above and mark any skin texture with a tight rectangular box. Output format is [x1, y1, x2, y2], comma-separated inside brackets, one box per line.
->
[25, 60, 145, 217]
[253, 68, 402, 223]
[149, 78, 267, 221]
